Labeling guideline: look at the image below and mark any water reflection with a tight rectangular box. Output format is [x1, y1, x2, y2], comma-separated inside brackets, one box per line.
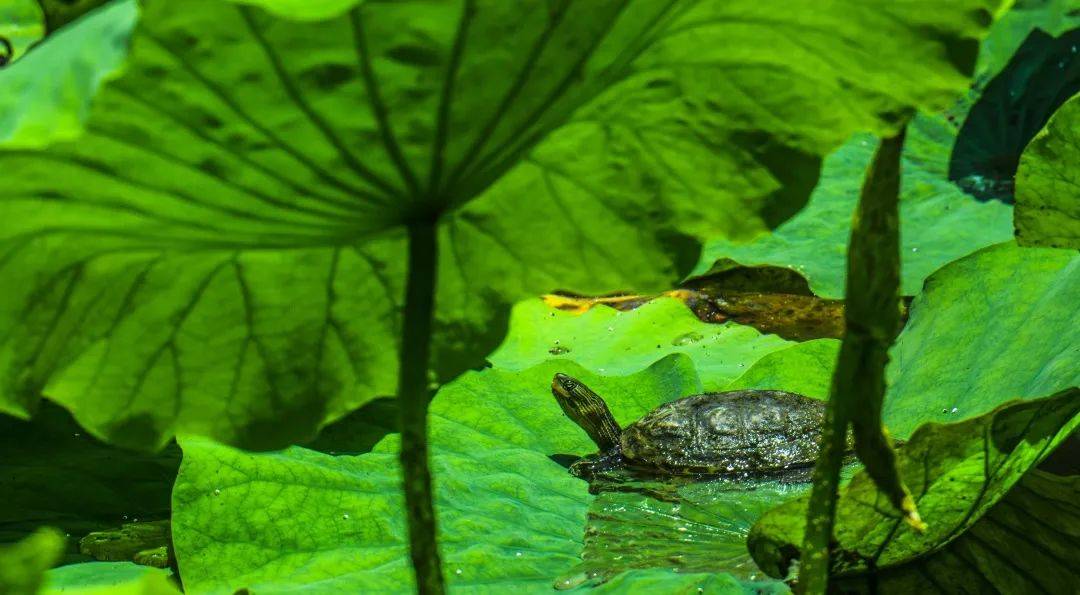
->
[557, 467, 856, 589]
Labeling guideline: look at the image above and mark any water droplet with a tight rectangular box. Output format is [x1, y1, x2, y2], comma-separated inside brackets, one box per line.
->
[342, 514, 350, 520]
[672, 331, 703, 346]
[951, 407, 958, 413]
[607, 326, 615, 332]
[455, 569, 463, 576]
[73, 433, 80, 438]
[133, 518, 138, 523]
[548, 345, 570, 355]
[677, 526, 688, 532]
[122, 515, 128, 520]
[1072, 45, 1077, 54]
[515, 552, 523, 558]
[911, 247, 919, 253]
[942, 408, 948, 414]
[213, 488, 221, 496]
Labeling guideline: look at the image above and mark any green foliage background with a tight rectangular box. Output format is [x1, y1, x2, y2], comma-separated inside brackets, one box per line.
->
[0, 0, 1077, 593]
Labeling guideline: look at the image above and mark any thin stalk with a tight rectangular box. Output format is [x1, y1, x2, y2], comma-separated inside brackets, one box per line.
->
[398, 219, 445, 594]
[797, 128, 920, 594]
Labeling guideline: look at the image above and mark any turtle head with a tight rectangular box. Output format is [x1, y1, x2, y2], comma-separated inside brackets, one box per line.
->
[552, 374, 622, 452]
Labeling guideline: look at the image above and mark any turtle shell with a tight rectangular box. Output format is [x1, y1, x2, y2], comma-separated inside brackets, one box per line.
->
[618, 390, 827, 474]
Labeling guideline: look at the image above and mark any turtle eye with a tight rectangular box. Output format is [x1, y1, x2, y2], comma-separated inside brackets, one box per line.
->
[0, 37, 12, 68]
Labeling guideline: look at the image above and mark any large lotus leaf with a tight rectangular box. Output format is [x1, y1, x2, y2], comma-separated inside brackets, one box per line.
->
[749, 388, 1080, 583]
[174, 357, 705, 593]
[42, 562, 178, 595]
[0, 0, 1006, 450]
[690, 1, 1080, 297]
[831, 470, 1080, 593]
[690, 116, 1014, 298]
[886, 242, 1079, 437]
[1015, 92, 1080, 248]
[488, 298, 792, 392]
[0, 0, 43, 62]
[226, 0, 361, 21]
[0, 0, 135, 148]
[723, 339, 840, 401]
[0, 401, 179, 544]
[0, 527, 65, 595]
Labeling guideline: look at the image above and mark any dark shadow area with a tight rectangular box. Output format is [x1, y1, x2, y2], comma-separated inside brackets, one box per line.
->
[1039, 434, 1080, 475]
[304, 396, 399, 456]
[548, 453, 582, 469]
[949, 27, 1080, 202]
[732, 132, 823, 231]
[683, 262, 814, 296]
[0, 401, 180, 562]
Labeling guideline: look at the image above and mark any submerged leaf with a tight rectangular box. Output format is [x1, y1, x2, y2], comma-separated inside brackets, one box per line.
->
[1015, 92, 1080, 248]
[0, 0, 1007, 449]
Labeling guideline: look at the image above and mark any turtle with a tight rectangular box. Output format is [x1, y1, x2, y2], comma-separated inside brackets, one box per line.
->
[551, 373, 840, 481]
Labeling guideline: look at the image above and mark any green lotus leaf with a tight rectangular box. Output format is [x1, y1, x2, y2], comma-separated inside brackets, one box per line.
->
[173, 357, 703, 593]
[690, 2, 1080, 297]
[831, 470, 1080, 593]
[886, 242, 1079, 438]
[0, 0, 44, 62]
[489, 298, 793, 392]
[749, 388, 1080, 583]
[227, 0, 362, 21]
[0, 0, 1006, 450]
[42, 562, 178, 595]
[0, 527, 65, 595]
[723, 339, 839, 400]
[0, 0, 135, 148]
[690, 116, 1015, 298]
[1015, 92, 1080, 248]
